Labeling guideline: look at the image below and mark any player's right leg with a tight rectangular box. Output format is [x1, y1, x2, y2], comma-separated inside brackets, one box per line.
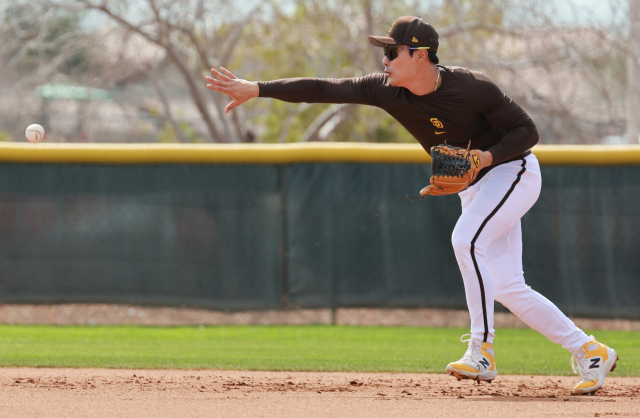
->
[445, 334, 497, 382]
[450, 156, 541, 349]
[447, 155, 541, 382]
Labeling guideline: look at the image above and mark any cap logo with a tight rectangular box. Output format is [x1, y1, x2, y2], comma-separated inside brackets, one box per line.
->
[388, 19, 396, 35]
[412, 37, 418, 42]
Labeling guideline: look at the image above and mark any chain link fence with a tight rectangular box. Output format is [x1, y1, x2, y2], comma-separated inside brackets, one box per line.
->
[0, 160, 638, 318]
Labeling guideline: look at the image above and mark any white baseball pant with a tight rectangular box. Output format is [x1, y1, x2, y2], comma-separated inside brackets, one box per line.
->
[451, 153, 590, 356]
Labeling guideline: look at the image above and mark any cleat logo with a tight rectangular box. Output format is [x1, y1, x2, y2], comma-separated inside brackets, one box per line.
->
[589, 358, 601, 369]
[479, 358, 490, 369]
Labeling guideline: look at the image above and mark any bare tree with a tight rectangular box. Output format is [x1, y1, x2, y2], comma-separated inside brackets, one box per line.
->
[1, 0, 633, 144]
[245, 0, 630, 144]
[410, 0, 628, 144]
[0, 1, 117, 141]
[37, 0, 269, 143]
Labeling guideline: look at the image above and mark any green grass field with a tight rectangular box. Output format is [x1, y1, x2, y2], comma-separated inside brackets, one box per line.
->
[0, 325, 638, 376]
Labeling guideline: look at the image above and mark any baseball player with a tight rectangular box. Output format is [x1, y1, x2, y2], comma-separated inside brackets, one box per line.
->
[206, 16, 618, 394]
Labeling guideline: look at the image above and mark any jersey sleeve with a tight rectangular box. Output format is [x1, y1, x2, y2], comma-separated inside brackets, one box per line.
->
[258, 73, 389, 107]
[468, 71, 539, 164]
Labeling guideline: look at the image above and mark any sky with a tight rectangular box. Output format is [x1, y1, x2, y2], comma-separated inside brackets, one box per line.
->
[80, 0, 629, 32]
[550, 0, 626, 27]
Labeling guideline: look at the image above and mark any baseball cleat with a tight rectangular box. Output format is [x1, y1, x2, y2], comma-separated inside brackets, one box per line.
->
[570, 335, 618, 395]
[446, 334, 497, 383]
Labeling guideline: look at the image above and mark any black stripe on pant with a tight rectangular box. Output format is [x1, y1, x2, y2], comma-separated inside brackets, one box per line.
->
[470, 159, 528, 343]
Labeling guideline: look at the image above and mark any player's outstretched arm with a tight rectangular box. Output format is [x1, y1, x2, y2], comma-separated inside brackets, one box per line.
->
[206, 67, 259, 114]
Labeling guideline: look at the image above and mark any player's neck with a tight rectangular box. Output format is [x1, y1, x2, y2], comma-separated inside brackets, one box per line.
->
[405, 64, 440, 96]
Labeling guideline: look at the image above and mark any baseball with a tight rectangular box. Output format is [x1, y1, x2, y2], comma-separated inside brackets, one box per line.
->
[25, 124, 45, 143]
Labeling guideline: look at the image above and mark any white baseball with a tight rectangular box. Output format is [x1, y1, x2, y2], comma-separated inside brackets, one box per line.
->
[25, 124, 45, 143]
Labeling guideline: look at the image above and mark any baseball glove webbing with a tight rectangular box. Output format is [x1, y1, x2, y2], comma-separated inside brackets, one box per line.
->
[407, 141, 482, 199]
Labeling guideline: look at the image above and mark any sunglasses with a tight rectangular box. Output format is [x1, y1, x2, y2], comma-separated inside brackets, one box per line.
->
[383, 45, 430, 61]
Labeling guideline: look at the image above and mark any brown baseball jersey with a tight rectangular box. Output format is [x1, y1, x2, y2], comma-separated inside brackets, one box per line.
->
[258, 66, 538, 173]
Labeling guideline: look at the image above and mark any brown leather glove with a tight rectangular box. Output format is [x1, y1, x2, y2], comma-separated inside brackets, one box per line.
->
[419, 142, 483, 196]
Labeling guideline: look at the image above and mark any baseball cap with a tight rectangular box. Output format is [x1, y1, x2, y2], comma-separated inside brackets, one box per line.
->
[368, 16, 439, 53]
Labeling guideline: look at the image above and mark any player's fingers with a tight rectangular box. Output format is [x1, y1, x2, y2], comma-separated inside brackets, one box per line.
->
[225, 100, 238, 114]
[206, 83, 231, 95]
[210, 67, 232, 82]
[206, 75, 230, 88]
[207, 72, 229, 85]
[219, 67, 237, 79]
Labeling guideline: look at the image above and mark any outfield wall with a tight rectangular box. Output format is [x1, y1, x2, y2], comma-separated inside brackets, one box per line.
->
[0, 143, 638, 318]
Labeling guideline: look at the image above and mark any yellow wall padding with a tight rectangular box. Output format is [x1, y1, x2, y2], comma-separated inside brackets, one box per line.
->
[1, 142, 639, 165]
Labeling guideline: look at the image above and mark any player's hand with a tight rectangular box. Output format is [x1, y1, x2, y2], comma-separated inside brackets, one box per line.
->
[206, 67, 259, 114]
[476, 150, 493, 169]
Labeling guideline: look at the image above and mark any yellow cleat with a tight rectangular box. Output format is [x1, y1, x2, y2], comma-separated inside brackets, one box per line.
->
[446, 334, 497, 383]
[571, 336, 618, 395]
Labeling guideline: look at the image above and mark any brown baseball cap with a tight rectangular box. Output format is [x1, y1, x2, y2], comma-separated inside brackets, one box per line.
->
[368, 16, 439, 53]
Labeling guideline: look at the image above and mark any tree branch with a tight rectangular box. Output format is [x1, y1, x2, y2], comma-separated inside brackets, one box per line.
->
[301, 104, 355, 142]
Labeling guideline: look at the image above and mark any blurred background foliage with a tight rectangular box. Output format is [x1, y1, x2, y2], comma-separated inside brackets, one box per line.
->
[0, 0, 635, 144]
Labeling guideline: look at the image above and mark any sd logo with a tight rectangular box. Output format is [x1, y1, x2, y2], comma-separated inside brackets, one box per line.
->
[430, 118, 444, 129]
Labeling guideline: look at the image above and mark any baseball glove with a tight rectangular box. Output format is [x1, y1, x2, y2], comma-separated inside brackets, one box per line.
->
[408, 142, 483, 199]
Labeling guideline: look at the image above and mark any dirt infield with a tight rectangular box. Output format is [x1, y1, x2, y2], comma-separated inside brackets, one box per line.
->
[2, 306, 639, 417]
[2, 368, 639, 418]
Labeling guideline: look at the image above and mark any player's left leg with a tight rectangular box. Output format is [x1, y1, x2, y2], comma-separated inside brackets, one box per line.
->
[489, 217, 618, 395]
[489, 221, 590, 352]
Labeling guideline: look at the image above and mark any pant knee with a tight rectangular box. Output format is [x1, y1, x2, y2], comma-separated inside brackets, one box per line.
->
[451, 229, 473, 257]
[494, 282, 530, 308]
[452, 230, 489, 262]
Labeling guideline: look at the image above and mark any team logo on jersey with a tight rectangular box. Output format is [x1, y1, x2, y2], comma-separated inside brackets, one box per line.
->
[430, 118, 443, 128]
[589, 358, 601, 369]
[479, 358, 491, 369]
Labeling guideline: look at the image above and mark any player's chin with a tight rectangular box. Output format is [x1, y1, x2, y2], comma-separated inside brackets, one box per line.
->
[386, 74, 403, 87]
